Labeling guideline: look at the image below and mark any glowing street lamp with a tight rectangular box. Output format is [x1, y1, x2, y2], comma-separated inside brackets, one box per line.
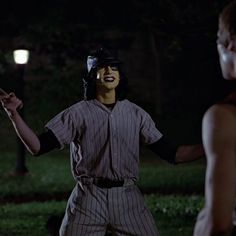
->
[13, 49, 30, 175]
[13, 50, 29, 65]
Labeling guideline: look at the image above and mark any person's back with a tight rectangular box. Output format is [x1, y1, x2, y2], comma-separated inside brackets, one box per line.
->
[193, 1, 236, 236]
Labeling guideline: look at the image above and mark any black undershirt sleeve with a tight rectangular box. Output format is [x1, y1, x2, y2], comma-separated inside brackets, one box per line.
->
[35, 129, 61, 156]
[147, 136, 178, 165]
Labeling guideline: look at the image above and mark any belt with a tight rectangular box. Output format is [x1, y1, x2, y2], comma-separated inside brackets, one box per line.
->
[79, 177, 134, 188]
[94, 178, 124, 188]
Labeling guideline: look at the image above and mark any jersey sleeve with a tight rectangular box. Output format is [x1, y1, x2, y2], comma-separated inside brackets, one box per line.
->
[45, 108, 77, 149]
[140, 112, 163, 144]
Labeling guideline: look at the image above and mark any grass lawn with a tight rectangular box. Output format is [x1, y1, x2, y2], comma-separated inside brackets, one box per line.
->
[0, 201, 65, 236]
[0, 195, 204, 236]
[0, 148, 206, 199]
[0, 147, 206, 236]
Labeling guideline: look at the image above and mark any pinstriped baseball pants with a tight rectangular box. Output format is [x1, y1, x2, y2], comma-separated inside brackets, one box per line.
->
[59, 183, 159, 236]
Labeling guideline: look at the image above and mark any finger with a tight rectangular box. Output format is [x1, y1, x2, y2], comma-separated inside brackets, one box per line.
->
[16, 98, 22, 105]
[18, 101, 23, 109]
[9, 92, 16, 97]
[14, 98, 23, 109]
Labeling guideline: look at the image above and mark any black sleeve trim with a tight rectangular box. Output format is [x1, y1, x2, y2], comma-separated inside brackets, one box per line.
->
[147, 136, 178, 164]
[36, 129, 61, 156]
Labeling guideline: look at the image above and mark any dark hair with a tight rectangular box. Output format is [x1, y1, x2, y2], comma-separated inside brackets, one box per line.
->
[83, 48, 128, 100]
[220, 0, 236, 37]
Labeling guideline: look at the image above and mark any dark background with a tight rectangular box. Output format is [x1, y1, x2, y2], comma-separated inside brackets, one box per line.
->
[1, 0, 236, 145]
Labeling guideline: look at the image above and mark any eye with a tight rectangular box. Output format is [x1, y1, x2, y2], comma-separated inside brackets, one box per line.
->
[111, 66, 118, 71]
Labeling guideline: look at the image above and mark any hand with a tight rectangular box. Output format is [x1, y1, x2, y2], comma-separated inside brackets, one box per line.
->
[0, 92, 23, 118]
[176, 144, 205, 163]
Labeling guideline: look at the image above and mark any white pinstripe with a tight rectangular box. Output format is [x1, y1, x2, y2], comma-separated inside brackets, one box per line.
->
[60, 184, 159, 236]
[46, 99, 162, 235]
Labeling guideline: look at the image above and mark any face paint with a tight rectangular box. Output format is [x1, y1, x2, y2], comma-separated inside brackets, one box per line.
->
[217, 43, 236, 80]
[96, 65, 120, 91]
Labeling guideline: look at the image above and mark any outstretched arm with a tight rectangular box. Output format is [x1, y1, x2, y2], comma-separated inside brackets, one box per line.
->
[175, 143, 205, 164]
[147, 136, 204, 165]
[0, 92, 40, 155]
[193, 104, 236, 236]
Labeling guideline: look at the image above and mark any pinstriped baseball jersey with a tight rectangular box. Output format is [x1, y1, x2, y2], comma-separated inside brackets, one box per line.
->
[45, 99, 163, 181]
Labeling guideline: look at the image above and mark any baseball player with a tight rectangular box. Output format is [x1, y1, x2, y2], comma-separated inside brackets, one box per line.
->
[0, 47, 204, 235]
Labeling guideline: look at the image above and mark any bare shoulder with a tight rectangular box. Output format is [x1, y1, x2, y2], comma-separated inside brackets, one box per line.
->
[203, 104, 236, 141]
[204, 104, 236, 122]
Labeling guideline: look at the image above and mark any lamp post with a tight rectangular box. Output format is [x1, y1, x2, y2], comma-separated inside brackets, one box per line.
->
[13, 49, 30, 175]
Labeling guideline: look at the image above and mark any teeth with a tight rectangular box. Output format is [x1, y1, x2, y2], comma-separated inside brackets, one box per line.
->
[104, 77, 114, 82]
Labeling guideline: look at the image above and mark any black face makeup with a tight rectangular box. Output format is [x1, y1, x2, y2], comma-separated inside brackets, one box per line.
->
[97, 64, 119, 71]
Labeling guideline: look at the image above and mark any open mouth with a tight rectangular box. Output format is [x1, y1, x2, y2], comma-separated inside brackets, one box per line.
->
[104, 76, 115, 82]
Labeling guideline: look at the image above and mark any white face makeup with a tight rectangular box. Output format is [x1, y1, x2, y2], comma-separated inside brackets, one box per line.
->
[217, 19, 236, 79]
[96, 65, 120, 91]
[217, 43, 236, 80]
